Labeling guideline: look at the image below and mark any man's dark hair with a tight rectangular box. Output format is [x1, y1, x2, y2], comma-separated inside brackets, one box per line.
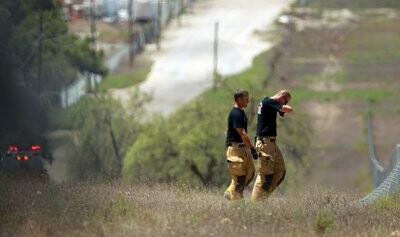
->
[234, 89, 249, 101]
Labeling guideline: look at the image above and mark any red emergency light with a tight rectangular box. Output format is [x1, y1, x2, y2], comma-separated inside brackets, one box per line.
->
[9, 145, 18, 152]
[31, 145, 41, 151]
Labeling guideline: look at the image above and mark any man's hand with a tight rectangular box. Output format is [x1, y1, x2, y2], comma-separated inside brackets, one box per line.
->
[250, 148, 258, 160]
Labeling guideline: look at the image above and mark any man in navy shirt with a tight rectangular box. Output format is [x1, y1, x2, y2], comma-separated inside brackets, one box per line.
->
[251, 90, 293, 201]
[224, 89, 258, 200]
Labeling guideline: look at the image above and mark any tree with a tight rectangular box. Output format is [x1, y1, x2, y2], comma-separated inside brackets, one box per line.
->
[0, 0, 50, 147]
[123, 100, 229, 186]
[171, 102, 228, 186]
[0, 0, 108, 148]
[65, 91, 149, 180]
[123, 116, 180, 182]
[63, 36, 108, 76]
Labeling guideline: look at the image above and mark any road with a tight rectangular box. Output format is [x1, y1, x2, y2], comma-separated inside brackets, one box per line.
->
[113, 0, 293, 115]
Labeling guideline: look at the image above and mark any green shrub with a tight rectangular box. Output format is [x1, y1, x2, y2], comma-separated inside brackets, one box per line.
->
[98, 68, 149, 91]
[373, 194, 400, 217]
[312, 209, 335, 235]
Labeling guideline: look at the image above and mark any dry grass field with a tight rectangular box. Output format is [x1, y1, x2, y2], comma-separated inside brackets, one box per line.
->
[1, 178, 400, 237]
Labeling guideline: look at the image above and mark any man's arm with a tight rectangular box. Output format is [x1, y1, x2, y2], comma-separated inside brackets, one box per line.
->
[236, 128, 258, 159]
[279, 104, 293, 113]
[236, 128, 254, 149]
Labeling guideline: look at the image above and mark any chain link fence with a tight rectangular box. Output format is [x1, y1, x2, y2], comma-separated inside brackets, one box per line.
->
[359, 101, 400, 204]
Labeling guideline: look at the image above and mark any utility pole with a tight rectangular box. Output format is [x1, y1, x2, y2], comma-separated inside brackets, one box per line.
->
[213, 21, 219, 90]
[156, 0, 162, 50]
[128, 0, 134, 67]
[299, 0, 307, 7]
[89, 0, 97, 93]
[37, 7, 43, 94]
[177, 0, 183, 27]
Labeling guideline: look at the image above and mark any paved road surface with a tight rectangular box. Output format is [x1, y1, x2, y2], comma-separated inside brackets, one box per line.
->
[114, 0, 293, 115]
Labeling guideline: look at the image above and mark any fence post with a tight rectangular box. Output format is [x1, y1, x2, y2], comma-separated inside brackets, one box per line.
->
[365, 100, 385, 187]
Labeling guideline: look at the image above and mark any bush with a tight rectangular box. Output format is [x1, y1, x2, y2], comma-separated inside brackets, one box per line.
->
[312, 209, 335, 235]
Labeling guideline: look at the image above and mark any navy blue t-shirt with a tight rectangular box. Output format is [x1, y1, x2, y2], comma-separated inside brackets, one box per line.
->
[256, 97, 283, 137]
[226, 107, 248, 143]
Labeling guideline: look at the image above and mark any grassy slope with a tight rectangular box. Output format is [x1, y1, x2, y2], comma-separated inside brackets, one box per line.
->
[98, 67, 150, 91]
[341, 14, 400, 164]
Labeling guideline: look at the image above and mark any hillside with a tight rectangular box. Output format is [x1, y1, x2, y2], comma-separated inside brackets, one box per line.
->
[272, 7, 400, 191]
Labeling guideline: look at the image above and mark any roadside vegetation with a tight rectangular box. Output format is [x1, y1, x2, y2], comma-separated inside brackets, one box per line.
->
[49, 91, 150, 180]
[98, 67, 150, 91]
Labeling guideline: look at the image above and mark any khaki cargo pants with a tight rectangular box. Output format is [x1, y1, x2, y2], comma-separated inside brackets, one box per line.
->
[251, 138, 286, 201]
[225, 143, 255, 200]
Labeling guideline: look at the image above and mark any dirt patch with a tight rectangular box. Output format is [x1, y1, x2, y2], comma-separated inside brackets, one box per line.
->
[310, 80, 341, 92]
[67, 18, 145, 59]
[46, 130, 79, 182]
[304, 101, 366, 191]
[373, 115, 400, 166]
[307, 102, 342, 134]
[68, 18, 125, 43]
[112, 48, 153, 75]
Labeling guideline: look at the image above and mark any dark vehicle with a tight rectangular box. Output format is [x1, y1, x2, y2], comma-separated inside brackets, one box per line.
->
[0, 145, 51, 180]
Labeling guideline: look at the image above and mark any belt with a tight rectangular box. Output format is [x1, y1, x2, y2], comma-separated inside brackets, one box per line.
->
[226, 142, 246, 148]
[257, 136, 276, 143]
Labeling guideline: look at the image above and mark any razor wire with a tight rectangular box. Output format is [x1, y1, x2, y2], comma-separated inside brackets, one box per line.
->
[360, 144, 400, 204]
[358, 101, 400, 204]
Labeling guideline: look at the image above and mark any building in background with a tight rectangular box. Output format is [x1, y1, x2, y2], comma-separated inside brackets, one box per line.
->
[60, 0, 193, 23]
[103, 0, 120, 17]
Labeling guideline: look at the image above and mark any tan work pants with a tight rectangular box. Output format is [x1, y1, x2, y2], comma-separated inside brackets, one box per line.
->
[251, 138, 286, 201]
[225, 144, 255, 200]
